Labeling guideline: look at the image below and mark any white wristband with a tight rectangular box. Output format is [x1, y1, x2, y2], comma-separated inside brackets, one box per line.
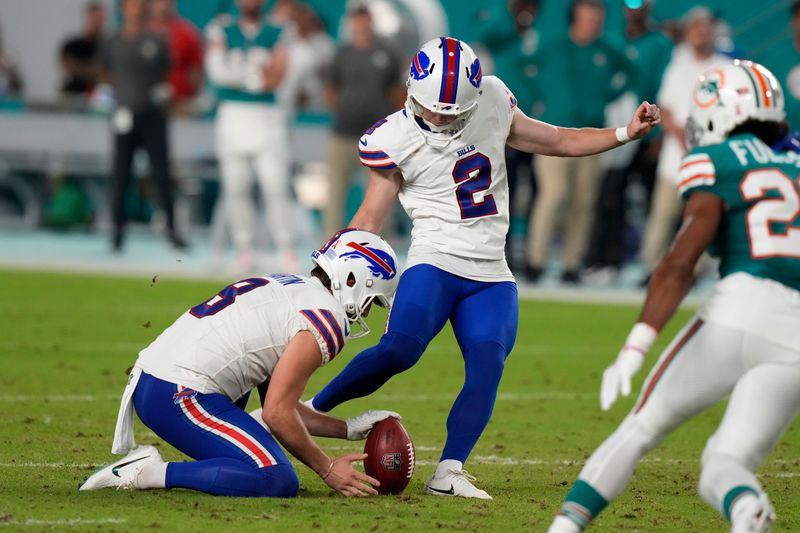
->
[623, 322, 658, 354]
[615, 126, 632, 144]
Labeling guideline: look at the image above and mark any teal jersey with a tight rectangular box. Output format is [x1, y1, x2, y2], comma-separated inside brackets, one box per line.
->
[534, 35, 633, 127]
[624, 30, 672, 105]
[473, 5, 541, 115]
[679, 133, 800, 291]
[213, 16, 281, 104]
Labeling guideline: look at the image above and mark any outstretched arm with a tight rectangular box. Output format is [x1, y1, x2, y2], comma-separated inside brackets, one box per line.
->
[350, 168, 402, 233]
[507, 101, 661, 157]
[600, 191, 724, 410]
[263, 332, 379, 496]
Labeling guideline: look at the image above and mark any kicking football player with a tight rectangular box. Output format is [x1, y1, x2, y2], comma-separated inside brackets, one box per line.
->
[309, 37, 660, 498]
[80, 230, 400, 498]
[548, 61, 800, 532]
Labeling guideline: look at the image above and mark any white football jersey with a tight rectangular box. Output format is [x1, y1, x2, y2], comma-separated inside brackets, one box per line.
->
[358, 76, 518, 282]
[135, 274, 348, 401]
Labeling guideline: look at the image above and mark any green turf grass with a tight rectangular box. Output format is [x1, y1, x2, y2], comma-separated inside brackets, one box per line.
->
[0, 269, 798, 531]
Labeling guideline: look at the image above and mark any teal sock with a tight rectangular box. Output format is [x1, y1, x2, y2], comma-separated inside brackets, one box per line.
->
[558, 479, 609, 529]
[723, 485, 759, 521]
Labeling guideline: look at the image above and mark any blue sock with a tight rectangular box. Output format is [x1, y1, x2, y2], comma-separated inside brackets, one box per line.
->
[166, 459, 298, 497]
[313, 331, 425, 412]
[440, 341, 507, 462]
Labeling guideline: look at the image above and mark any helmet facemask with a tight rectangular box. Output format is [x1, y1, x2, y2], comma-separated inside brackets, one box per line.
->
[406, 94, 479, 146]
[405, 37, 484, 149]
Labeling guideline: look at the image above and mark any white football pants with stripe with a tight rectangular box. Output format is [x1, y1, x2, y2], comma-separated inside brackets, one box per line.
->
[577, 316, 800, 518]
[216, 102, 293, 254]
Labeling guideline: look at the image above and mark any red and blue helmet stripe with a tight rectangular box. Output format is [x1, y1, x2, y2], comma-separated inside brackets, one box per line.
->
[319, 228, 359, 253]
[439, 37, 461, 105]
[340, 241, 397, 280]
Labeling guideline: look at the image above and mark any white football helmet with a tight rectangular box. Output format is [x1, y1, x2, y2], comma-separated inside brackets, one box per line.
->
[686, 60, 785, 149]
[311, 229, 400, 338]
[406, 37, 483, 144]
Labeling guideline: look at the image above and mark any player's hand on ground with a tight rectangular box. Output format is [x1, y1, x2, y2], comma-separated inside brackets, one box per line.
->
[600, 346, 645, 411]
[626, 102, 661, 140]
[323, 453, 380, 497]
[345, 410, 402, 440]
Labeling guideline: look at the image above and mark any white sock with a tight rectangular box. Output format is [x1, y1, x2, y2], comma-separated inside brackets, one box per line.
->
[730, 492, 760, 524]
[136, 461, 168, 489]
[547, 515, 582, 533]
[435, 459, 463, 478]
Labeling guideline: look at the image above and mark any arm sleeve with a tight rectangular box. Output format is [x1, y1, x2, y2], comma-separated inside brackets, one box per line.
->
[487, 76, 518, 136]
[290, 309, 347, 364]
[678, 151, 717, 198]
[358, 119, 399, 170]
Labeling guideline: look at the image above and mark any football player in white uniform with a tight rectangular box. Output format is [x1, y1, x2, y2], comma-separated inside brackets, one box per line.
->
[548, 62, 800, 532]
[80, 231, 401, 498]
[205, 0, 295, 272]
[310, 37, 661, 498]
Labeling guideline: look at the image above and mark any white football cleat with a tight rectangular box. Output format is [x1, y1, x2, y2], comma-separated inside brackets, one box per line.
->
[731, 493, 775, 533]
[423, 469, 492, 500]
[79, 445, 164, 491]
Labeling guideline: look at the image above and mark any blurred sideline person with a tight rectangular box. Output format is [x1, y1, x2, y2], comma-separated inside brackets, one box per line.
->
[322, 6, 404, 239]
[80, 231, 402, 498]
[549, 62, 799, 533]
[640, 6, 728, 280]
[310, 37, 659, 499]
[757, 0, 800, 129]
[583, 0, 672, 281]
[98, 0, 186, 252]
[475, 0, 542, 271]
[149, 0, 203, 113]
[526, 0, 634, 284]
[276, 2, 334, 115]
[60, 1, 106, 97]
[0, 24, 22, 97]
[206, 0, 295, 272]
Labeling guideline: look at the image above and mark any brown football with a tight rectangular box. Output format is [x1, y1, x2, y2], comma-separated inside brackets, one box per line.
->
[363, 417, 415, 495]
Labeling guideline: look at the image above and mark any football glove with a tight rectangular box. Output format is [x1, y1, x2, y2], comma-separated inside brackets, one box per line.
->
[345, 410, 401, 441]
[600, 323, 658, 411]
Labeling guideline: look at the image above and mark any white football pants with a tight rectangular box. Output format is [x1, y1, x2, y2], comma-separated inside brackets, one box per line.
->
[216, 102, 292, 253]
[578, 317, 800, 517]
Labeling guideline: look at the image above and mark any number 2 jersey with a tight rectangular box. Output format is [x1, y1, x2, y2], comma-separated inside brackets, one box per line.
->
[679, 132, 800, 351]
[358, 76, 517, 282]
[135, 274, 349, 402]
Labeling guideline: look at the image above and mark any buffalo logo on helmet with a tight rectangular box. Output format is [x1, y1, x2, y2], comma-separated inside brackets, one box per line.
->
[339, 242, 397, 281]
[381, 453, 402, 471]
[468, 57, 482, 89]
[410, 50, 432, 81]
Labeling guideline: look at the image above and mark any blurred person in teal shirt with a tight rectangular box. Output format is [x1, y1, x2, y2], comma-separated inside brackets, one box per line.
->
[525, 0, 634, 284]
[474, 0, 541, 271]
[584, 0, 672, 282]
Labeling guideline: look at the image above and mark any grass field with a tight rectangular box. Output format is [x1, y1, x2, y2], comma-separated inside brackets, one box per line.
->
[1, 269, 798, 532]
